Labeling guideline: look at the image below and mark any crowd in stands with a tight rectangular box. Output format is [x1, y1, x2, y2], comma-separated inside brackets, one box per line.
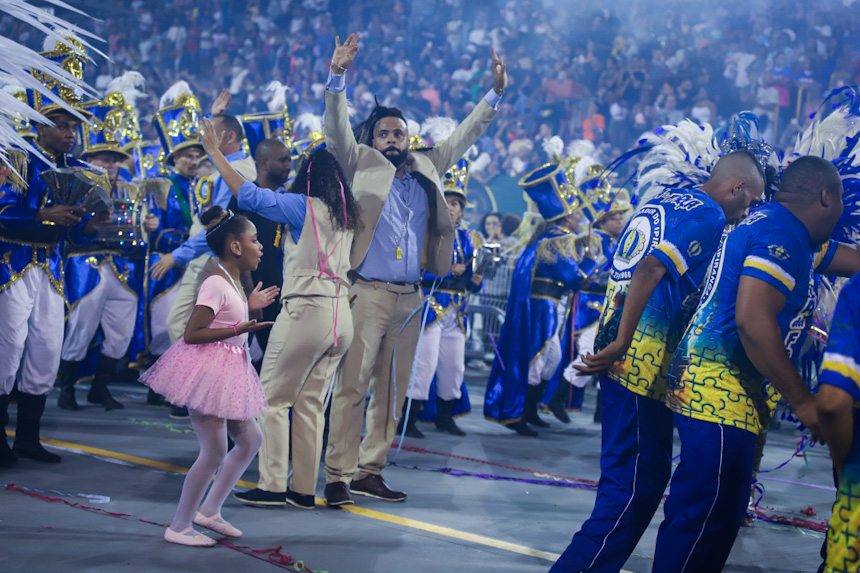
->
[5, 0, 860, 223]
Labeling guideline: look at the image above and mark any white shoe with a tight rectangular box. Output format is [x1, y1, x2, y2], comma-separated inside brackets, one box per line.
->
[164, 526, 217, 547]
[193, 512, 243, 537]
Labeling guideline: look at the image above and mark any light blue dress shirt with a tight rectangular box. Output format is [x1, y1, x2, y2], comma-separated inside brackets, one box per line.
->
[355, 171, 428, 283]
[237, 180, 305, 244]
[171, 150, 251, 265]
[325, 71, 501, 283]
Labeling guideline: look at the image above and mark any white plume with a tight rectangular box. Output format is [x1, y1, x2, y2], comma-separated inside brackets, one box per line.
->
[106, 71, 146, 111]
[159, 81, 194, 109]
[573, 156, 599, 185]
[0, 1, 104, 169]
[566, 139, 596, 159]
[634, 120, 720, 209]
[266, 81, 290, 113]
[471, 151, 491, 173]
[421, 116, 458, 145]
[295, 112, 323, 137]
[406, 119, 421, 137]
[795, 105, 860, 162]
[541, 136, 564, 159]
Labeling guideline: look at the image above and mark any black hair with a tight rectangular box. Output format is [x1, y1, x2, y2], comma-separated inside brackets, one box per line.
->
[290, 149, 361, 233]
[777, 155, 843, 203]
[501, 213, 522, 237]
[480, 211, 503, 235]
[213, 114, 245, 141]
[200, 206, 251, 258]
[352, 100, 407, 145]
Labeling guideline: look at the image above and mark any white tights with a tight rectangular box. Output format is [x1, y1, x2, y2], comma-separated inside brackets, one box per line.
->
[169, 410, 263, 533]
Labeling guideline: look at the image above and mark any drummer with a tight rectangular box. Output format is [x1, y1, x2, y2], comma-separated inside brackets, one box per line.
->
[56, 81, 146, 412]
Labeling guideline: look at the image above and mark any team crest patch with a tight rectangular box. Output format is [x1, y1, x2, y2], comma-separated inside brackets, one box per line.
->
[687, 241, 702, 257]
[768, 245, 790, 260]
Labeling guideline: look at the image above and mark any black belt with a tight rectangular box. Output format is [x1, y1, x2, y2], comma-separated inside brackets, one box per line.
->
[423, 276, 467, 292]
[0, 226, 62, 246]
[530, 280, 566, 300]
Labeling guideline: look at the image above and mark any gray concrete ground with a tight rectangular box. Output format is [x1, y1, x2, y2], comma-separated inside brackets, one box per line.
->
[0, 374, 833, 573]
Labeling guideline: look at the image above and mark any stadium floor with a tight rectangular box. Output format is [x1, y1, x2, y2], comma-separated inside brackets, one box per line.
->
[1, 373, 832, 573]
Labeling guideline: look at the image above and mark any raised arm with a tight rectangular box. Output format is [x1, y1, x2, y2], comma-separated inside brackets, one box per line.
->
[323, 33, 361, 182]
[425, 47, 506, 173]
[196, 118, 245, 199]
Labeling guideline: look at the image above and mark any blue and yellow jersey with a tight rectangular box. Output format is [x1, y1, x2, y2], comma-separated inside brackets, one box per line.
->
[666, 201, 839, 434]
[594, 188, 726, 401]
[819, 274, 860, 573]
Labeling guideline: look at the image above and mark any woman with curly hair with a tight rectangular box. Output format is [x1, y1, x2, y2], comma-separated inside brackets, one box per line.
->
[199, 117, 359, 510]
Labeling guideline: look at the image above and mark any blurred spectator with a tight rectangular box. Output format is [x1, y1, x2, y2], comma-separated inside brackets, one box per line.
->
[481, 212, 504, 242]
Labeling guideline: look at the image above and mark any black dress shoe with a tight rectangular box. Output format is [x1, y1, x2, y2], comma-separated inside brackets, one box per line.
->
[350, 474, 407, 502]
[548, 400, 571, 424]
[324, 482, 354, 507]
[234, 488, 286, 507]
[524, 412, 551, 428]
[506, 419, 539, 437]
[286, 489, 315, 510]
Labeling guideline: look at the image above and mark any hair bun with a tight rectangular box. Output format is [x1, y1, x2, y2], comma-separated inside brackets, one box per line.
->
[201, 206, 228, 230]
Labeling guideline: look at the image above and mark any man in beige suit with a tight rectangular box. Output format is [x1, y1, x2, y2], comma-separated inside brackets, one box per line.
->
[323, 33, 507, 505]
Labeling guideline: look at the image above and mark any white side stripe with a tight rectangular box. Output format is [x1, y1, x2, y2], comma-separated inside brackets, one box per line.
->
[681, 425, 724, 572]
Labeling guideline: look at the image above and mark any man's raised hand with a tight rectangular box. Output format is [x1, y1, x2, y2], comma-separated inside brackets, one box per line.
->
[198, 117, 224, 158]
[491, 47, 507, 95]
[331, 33, 361, 74]
[211, 89, 231, 115]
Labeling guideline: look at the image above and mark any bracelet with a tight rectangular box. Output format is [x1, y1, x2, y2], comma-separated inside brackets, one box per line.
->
[332, 62, 347, 72]
[232, 323, 239, 337]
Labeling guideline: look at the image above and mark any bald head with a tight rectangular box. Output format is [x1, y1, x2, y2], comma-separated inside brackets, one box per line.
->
[702, 150, 766, 224]
[775, 155, 844, 245]
[777, 155, 842, 203]
[254, 138, 292, 188]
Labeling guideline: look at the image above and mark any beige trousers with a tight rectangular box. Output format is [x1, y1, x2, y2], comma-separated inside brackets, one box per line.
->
[324, 279, 422, 484]
[256, 295, 353, 495]
[166, 254, 218, 344]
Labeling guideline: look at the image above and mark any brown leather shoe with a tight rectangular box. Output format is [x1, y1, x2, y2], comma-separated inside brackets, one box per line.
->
[324, 482, 354, 507]
[350, 474, 407, 502]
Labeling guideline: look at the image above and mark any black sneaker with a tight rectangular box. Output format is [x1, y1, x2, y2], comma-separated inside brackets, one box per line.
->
[169, 406, 189, 420]
[234, 488, 286, 507]
[286, 489, 315, 510]
[350, 474, 406, 502]
[324, 482, 354, 507]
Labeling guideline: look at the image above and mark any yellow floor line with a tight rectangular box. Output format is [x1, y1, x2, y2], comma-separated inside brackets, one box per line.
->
[6, 433, 636, 570]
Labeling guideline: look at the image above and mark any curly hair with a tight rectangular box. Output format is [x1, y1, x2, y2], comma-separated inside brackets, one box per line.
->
[290, 149, 361, 233]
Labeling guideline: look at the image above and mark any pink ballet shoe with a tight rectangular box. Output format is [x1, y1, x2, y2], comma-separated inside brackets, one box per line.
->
[193, 512, 243, 538]
[164, 526, 217, 547]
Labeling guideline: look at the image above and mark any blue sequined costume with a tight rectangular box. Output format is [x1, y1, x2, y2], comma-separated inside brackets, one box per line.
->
[484, 225, 597, 425]
[418, 225, 483, 422]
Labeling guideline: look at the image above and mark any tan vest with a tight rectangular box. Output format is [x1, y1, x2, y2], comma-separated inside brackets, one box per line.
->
[281, 196, 353, 298]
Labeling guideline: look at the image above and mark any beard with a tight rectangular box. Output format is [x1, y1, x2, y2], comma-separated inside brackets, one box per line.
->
[383, 146, 408, 168]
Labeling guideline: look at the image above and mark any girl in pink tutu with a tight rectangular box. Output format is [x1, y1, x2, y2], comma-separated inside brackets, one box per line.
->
[141, 206, 279, 547]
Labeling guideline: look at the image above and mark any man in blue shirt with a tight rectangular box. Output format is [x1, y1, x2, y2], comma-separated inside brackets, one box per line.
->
[322, 33, 507, 505]
[656, 156, 849, 573]
[551, 151, 764, 573]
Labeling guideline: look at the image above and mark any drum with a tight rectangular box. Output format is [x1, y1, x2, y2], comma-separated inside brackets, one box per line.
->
[96, 198, 147, 257]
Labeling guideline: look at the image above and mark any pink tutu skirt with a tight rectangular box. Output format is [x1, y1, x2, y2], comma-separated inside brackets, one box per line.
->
[140, 339, 267, 420]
